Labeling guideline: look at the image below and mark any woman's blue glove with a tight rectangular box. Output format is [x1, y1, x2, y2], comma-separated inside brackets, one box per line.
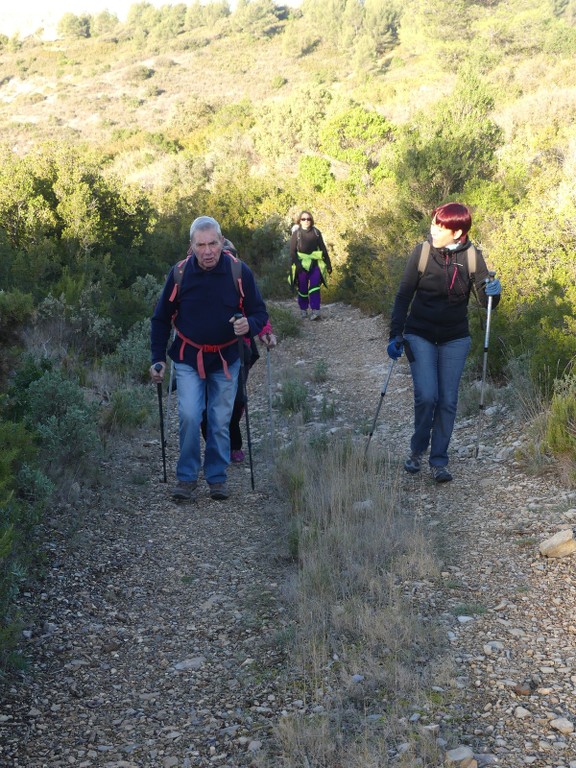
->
[387, 337, 404, 360]
[484, 277, 501, 296]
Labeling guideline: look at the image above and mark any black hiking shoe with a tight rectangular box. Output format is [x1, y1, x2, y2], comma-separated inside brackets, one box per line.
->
[404, 452, 423, 474]
[171, 480, 198, 500]
[209, 482, 229, 500]
[431, 466, 453, 483]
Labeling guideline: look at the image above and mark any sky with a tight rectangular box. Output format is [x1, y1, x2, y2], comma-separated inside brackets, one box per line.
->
[0, 1, 176, 38]
[0, 0, 300, 38]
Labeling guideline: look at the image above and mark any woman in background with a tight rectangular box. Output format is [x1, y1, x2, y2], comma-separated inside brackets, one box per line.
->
[289, 211, 332, 320]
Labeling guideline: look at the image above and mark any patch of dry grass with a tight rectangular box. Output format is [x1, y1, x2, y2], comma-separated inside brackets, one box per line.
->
[272, 436, 451, 766]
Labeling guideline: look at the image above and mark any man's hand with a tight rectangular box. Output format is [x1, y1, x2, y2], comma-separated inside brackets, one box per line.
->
[150, 362, 166, 383]
[230, 315, 250, 336]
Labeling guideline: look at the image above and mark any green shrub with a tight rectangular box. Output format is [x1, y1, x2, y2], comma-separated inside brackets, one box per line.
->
[103, 319, 151, 382]
[0, 421, 48, 678]
[544, 376, 576, 461]
[128, 64, 154, 81]
[267, 304, 301, 339]
[0, 420, 37, 488]
[17, 464, 55, 508]
[22, 370, 101, 481]
[312, 359, 328, 383]
[0, 290, 34, 346]
[5, 356, 53, 421]
[275, 377, 312, 421]
[101, 386, 152, 434]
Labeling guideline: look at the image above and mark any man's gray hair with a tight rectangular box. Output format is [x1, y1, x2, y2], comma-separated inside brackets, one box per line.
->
[190, 216, 222, 241]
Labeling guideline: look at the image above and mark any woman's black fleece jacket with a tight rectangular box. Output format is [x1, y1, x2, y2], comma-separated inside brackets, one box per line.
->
[389, 238, 500, 344]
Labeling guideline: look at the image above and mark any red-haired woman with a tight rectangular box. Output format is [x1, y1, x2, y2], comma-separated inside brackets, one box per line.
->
[290, 210, 332, 321]
[387, 202, 501, 483]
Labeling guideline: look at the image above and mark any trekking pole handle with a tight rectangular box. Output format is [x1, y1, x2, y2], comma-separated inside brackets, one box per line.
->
[154, 363, 163, 372]
[485, 271, 496, 282]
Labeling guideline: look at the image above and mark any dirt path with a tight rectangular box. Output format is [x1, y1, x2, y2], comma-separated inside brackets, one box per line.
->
[1, 301, 575, 767]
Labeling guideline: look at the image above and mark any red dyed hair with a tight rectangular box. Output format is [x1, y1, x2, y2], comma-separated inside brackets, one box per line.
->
[432, 203, 472, 240]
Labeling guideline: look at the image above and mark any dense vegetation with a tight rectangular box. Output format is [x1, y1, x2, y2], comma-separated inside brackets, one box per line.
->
[1, 0, 576, 674]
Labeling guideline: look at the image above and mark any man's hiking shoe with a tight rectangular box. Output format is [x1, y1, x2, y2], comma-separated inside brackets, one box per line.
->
[171, 480, 197, 500]
[431, 466, 453, 483]
[209, 482, 229, 500]
[231, 449, 245, 463]
[404, 453, 423, 474]
[309, 311, 320, 321]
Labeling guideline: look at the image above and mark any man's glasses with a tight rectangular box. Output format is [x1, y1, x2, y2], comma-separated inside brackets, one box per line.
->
[300, 217, 312, 221]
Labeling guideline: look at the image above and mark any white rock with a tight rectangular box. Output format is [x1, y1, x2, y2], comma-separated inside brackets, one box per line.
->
[550, 717, 574, 734]
[539, 528, 576, 558]
[173, 657, 206, 670]
[445, 745, 474, 763]
[514, 706, 532, 719]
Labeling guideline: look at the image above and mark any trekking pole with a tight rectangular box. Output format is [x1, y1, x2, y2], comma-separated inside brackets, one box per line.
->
[234, 314, 255, 490]
[154, 363, 168, 483]
[474, 271, 496, 459]
[164, 330, 176, 442]
[266, 347, 275, 461]
[365, 359, 396, 458]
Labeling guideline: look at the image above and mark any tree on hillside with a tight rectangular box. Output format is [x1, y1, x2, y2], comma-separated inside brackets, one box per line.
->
[319, 104, 395, 187]
[125, 1, 162, 43]
[390, 69, 502, 214]
[302, 0, 399, 57]
[363, 0, 400, 54]
[91, 11, 119, 37]
[553, 0, 576, 23]
[230, 0, 284, 38]
[149, 3, 187, 41]
[57, 13, 91, 39]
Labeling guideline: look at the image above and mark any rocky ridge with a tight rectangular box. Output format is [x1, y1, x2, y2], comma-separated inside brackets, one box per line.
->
[1, 300, 575, 767]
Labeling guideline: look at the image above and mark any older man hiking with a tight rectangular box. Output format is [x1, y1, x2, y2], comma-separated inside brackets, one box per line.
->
[150, 216, 269, 501]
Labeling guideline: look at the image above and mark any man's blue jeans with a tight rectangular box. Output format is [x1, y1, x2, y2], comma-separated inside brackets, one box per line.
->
[403, 334, 471, 467]
[174, 359, 240, 485]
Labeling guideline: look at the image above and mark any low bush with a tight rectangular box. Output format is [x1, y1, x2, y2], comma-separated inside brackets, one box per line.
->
[267, 304, 302, 339]
[0, 419, 51, 678]
[100, 386, 153, 435]
[104, 318, 151, 382]
[21, 369, 102, 484]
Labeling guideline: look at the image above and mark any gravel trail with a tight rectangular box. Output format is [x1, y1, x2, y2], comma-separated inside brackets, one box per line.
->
[1, 301, 575, 767]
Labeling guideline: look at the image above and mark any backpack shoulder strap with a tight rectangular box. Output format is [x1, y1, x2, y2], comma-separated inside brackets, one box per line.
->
[417, 241, 477, 279]
[466, 244, 477, 280]
[169, 255, 191, 303]
[226, 250, 243, 295]
[417, 241, 430, 276]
